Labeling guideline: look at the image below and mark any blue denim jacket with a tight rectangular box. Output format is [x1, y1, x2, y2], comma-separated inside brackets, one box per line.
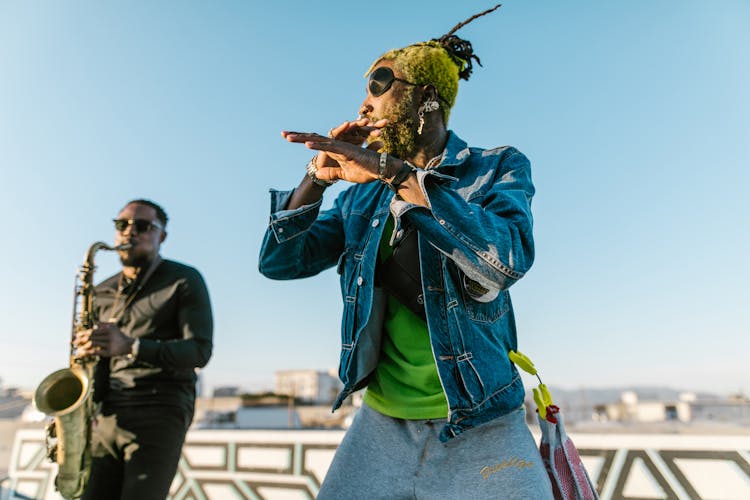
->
[259, 131, 535, 441]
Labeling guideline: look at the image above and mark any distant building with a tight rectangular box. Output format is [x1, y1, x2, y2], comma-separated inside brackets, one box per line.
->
[593, 390, 691, 423]
[213, 385, 241, 397]
[592, 390, 750, 424]
[275, 369, 342, 405]
[690, 397, 750, 424]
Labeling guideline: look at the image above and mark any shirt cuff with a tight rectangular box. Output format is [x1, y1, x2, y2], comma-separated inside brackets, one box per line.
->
[137, 338, 159, 365]
[268, 189, 324, 243]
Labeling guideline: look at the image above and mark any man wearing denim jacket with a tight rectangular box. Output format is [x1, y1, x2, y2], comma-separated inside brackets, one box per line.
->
[259, 15, 553, 499]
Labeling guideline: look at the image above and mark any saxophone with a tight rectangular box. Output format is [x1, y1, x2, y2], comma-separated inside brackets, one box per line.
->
[34, 241, 131, 499]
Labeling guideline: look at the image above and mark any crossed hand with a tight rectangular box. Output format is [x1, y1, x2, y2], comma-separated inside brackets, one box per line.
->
[282, 118, 388, 184]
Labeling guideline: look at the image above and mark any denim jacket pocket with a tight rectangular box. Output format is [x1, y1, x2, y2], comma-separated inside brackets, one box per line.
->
[338, 280, 358, 384]
[336, 248, 349, 275]
[339, 254, 359, 348]
[459, 275, 510, 324]
[456, 352, 486, 407]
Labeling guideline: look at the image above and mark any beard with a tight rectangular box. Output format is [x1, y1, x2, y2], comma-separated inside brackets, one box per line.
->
[374, 94, 420, 160]
[119, 253, 150, 268]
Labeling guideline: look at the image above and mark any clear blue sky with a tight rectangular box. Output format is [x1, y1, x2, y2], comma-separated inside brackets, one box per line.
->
[1, 1, 747, 396]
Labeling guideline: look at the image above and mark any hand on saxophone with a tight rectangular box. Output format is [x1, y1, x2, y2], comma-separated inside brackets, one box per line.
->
[73, 322, 136, 358]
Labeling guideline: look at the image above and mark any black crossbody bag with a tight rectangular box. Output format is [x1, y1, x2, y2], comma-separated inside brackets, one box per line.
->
[375, 225, 426, 321]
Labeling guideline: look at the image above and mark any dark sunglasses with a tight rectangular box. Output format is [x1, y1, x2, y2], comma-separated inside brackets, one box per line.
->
[113, 218, 163, 233]
[367, 66, 419, 97]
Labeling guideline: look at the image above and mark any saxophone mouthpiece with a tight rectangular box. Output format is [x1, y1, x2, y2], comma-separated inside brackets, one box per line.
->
[115, 243, 133, 251]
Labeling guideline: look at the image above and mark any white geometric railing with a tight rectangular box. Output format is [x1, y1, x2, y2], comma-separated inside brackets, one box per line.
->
[3, 429, 750, 499]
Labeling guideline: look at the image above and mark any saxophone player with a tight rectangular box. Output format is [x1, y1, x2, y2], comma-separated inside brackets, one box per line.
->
[73, 199, 213, 500]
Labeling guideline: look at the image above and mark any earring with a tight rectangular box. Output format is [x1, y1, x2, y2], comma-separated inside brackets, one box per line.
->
[417, 98, 440, 135]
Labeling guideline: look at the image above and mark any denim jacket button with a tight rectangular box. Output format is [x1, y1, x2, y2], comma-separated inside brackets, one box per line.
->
[371, 219, 380, 228]
[277, 227, 284, 233]
[439, 219, 446, 225]
[357, 276, 363, 286]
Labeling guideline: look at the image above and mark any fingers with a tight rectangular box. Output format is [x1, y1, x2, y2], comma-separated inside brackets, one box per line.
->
[304, 143, 357, 166]
[73, 334, 100, 357]
[368, 118, 388, 128]
[347, 117, 387, 129]
[80, 331, 107, 348]
[330, 118, 371, 138]
[76, 335, 110, 357]
[73, 329, 92, 347]
[73, 327, 104, 355]
[282, 132, 331, 144]
[329, 120, 354, 139]
[282, 118, 387, 144]
[75, 323, 113, 354]
[335, 119, 387, 142]
[73, 323, 133, 358]
[314, 166, 343, 182]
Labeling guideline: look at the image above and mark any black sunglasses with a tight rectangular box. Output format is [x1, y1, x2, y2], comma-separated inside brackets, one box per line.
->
[113, 218, 163, 233]
[367, 66, 419, 97]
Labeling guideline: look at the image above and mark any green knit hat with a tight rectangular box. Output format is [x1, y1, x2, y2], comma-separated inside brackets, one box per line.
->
[366, 4, 502, 124]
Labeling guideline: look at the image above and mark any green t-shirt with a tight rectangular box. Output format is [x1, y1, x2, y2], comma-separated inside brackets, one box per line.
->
[363, 217, 448, 419]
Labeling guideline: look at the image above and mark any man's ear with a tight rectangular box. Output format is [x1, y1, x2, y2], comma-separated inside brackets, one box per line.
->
[421, 84, 439, 103]
[159, 231, 167, 243]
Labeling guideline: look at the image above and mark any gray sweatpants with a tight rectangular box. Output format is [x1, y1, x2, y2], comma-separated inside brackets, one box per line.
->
[318, 403, 553, 500]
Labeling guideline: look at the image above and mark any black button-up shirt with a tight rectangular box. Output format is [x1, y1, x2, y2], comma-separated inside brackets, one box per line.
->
[93, 259, 213, 410]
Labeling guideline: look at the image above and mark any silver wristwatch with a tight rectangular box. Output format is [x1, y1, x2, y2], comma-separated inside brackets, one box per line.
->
[306, 156, 336, 187]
